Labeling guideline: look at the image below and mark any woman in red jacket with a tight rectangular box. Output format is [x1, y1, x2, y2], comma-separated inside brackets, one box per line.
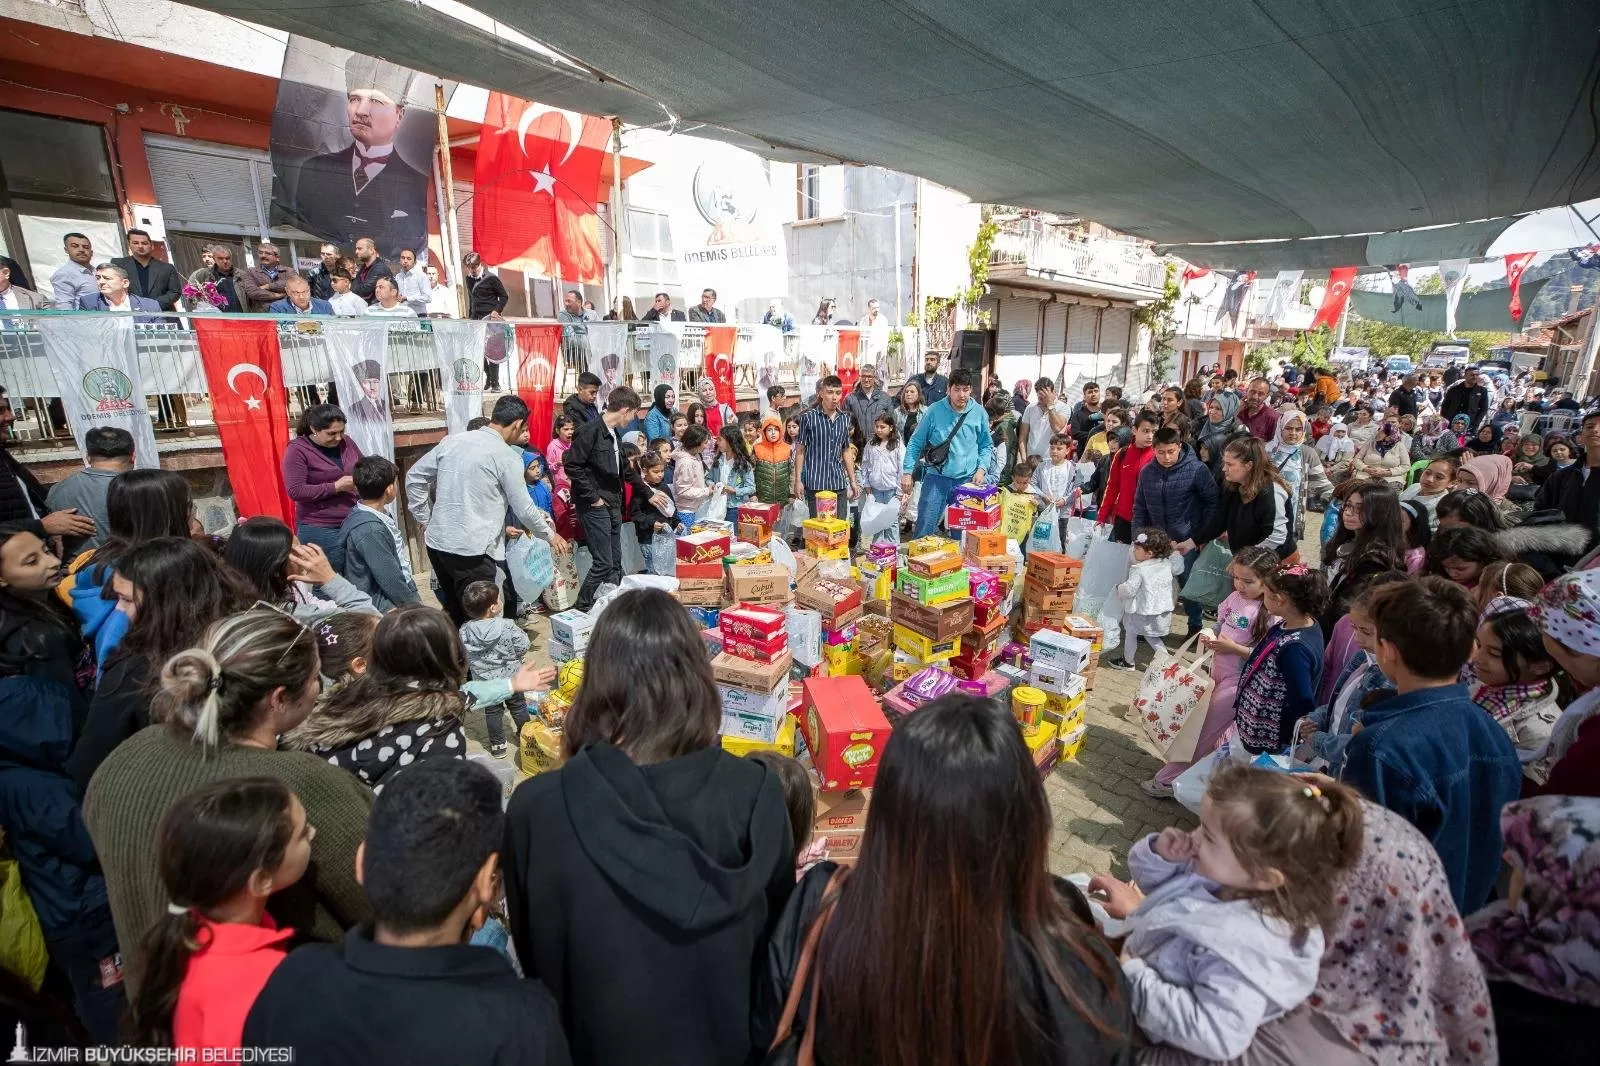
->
[1096, 410, 1158, 543]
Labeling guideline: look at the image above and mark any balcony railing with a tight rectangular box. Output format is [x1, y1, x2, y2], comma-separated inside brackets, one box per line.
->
[990, 224, 1167, 293]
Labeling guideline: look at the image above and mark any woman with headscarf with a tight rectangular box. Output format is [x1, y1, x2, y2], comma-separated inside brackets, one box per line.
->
[1351, 420, 1410, 486]
[1010, 378, 1031, 414]
[1470, 420, 1501, 458]
[1413, 413, 1450, 461]
[645, 384, 677, 443]
[695, 378, 736, 439]
[1455, 454, 1514, 502]
[1194, 391, 1242, 481]
[1447, 414, 1472, 450]
[1510, 432, 1547, 485]
[1317, 420, 1357, 484]
[1468, 796, 1600, 1063]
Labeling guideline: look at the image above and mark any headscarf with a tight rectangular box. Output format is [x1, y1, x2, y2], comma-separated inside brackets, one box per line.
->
[1418, 414, 1448, 451]
[1372, 420, 1403, 456]
[1269, 410, 1307, 495]
[697, 379, 725, 436]
[1449, 414, 1471, 445]
[1530, 569, 1600, 766]
[1313, 802, 1498, 1064]
[1317, 420, 1355, 462]
[753, 413, 790, 463]
[1472, 421, 1502, 453]
[1516, 432, 1548, 469]
[651, 383, 674, 418]
[1460, 454, 1512, 501]
[1468, 795, 1600, 1008]
[1195, 391, 1239, 466]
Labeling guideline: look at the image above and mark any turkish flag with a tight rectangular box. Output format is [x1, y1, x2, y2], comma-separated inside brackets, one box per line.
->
[1310, 267, 1357, 331]
[701, 326, 737, 435]
[473, 91, 611, 283]
[193, 319, 293, 523]
[1181, 265, 1210, 285]
[835, 328, 861, 390]
[514, 323, 562, 450]
[1504, 252, 1536, 321]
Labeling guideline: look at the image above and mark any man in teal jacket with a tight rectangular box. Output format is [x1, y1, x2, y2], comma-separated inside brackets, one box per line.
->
[900, 368, 992, 538]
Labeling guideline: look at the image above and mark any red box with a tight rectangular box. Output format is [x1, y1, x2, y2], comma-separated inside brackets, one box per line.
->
[721, 627, 790, 662]
[973, 599, 1010, 630]
[800, 676, 891, 791]
[946, 503, 1001, 530]
[676, 560, 725, 581]
[738, 502, 782, 530]
[950, 646, 997, 680]
[719, 602, 788, 641]
[676, 530, 731, 563]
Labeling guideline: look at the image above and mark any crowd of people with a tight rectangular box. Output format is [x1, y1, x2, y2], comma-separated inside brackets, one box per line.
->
[2, 321, 1599, 1064]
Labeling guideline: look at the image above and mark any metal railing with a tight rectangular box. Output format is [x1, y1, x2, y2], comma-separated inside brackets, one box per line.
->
[990, 225, 1167, 293]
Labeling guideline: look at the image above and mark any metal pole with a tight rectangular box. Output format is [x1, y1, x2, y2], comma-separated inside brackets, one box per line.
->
[609, 116, 627, 316]
[893, 196, 903, 326]
[435, 81, 467, 319]
[1335, 288, 1351, 351]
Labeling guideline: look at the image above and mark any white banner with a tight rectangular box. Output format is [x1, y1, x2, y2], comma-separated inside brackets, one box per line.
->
[648, 323, 683, 395]
[583, 322, 630, 409]
[1439, 259, 1470, 336]
[35, 317, 160, 468]
[1262, 270, 1303, 325]
[431, 318, 489, 435]
[666, 141, 787, 305]
[793, 325, 839, 402]
[321, 320, 393, 459]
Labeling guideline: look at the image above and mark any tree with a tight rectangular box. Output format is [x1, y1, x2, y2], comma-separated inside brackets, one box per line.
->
[1135, 264, 1179, 383]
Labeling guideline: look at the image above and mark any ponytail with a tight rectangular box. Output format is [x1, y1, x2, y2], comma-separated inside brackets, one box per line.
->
[155, 610, 319, 751]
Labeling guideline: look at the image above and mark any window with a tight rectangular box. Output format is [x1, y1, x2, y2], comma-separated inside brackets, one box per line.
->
[798, 165, 822, 220]
[0, 109, 122, 297]
[627, 207, 681, 308]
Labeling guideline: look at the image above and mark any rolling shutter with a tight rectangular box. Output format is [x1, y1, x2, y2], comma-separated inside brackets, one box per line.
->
[144, 136, 268, 235]
[1099, 306, 1133, 386]
[994, 296, 1041, 391]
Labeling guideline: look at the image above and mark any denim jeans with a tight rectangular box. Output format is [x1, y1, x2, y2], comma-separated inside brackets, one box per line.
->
[297, 522, 346, 573]
[913, 470, 963, 539]
[1176, 545, 1203, 630]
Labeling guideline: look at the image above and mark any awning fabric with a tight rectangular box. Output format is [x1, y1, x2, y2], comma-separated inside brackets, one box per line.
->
[183, 0, 1600, 245]
[1348, 277, 1551, 333]
[1159, 217, 1523, 273]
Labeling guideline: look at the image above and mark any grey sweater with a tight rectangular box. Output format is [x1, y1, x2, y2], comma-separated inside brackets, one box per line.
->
[460, 617, 529, 681]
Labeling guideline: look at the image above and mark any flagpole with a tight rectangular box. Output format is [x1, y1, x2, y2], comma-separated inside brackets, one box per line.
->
[435, 81, 467, 319]
[609, 116, 627, 317]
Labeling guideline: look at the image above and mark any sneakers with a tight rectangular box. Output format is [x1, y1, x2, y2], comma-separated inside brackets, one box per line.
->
[1140, 778, 1175, 798]
[1103, 656, 1136, 671]
[489, 742, 508, 759]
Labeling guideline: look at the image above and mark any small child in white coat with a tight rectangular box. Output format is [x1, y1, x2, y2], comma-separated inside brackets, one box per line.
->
[1106, 527, 1175, 670]
[1087, 767, 1365, 1061]
[1029, 433, 1083, 549]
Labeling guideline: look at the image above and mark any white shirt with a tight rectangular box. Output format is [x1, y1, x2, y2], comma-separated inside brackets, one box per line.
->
[405, 426, 555, 561]
[364, 302, 418, 317]
[426, 284, 455, 317]
[393, 266, 430, 315]
[350, 141, 394, 191]
[329, 291, 368, 316]
[1021, 400, 1071, 459]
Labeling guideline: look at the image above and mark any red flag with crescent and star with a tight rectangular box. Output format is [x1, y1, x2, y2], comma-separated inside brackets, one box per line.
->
[835, 328, 861, 390]
[514, 323, 562, 450]
[1504, 252, 1536, 322]
[473, 91, 611, 283]
[1310, 266, 1357, 331]
[703, 326, 737, 420]
[193, 319, 293, 523]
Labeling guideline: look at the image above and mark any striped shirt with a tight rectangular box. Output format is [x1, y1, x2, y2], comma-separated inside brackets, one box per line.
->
[797, 406, 852, 491]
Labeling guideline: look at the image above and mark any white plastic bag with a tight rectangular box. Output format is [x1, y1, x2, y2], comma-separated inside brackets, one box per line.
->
[1063, 515, 1095, 559]
[783, 499, 809, 532]
[506, 535, 554, 605]
[1028, 505, 1062, 554]
[697, 490, 729, 524]
[1172, 728, 1245, 814]
[858, 493, 899, 537]
[620, 522, 646, 575]
[1074, 528, 1130, 618]
[647, 530, 677, 577]
[1095, 595, 1123, 653]
[768, 537, 798, 581]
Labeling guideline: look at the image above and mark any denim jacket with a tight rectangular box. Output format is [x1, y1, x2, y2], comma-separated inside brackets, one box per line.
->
[1340, 683, 1522, 912]
[1296, 651, 1390, 775]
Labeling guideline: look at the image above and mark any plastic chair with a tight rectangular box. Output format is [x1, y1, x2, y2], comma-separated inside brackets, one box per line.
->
[1405, 458, 1430, 488]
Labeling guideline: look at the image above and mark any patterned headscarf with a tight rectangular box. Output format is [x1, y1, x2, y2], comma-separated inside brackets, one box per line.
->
[1312, 802, 1497, 1064]
[1468, 796, 1600, 1007]
[1531, 568, 1600, 659]
[1373, 420, 1403, 456]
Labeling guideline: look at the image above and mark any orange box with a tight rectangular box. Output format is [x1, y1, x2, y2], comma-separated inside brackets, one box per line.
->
[907, 546, 965, 578]
[966, 531, 1007, 558]
[1024, 551, 1082, 589]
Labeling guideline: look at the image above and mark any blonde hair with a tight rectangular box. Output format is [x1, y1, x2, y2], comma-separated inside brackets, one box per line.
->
[155, 609, 319, 752]
[1205, 765, 1364, 937]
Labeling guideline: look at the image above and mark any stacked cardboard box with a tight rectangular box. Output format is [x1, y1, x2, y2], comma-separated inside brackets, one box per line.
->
[714, 602, 793, 744]
[813, 787, 870, 867]
[676, 528, 732, 607]
[796, 577, 866, 676]
[944, 481, 1001, 531]
[799, 676, 890, 791]
[547, 609, 595, 664]
[1056, 614, 1105, 691]
[736, 502, 781, 547]
[1019, 551, 1082, 635]
[802, 516, 851, 561]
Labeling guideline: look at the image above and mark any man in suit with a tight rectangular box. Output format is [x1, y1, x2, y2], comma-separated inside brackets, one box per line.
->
[267, 274, 334, 316]
[238, 242, 292, 312]
[346, 358, 389, 425]
[288, 56, 428, 260]
[109, 228, 182, 311]
[0, 262, 47, 310]
[687, 287, 725, 323]
[640, 291, 686, 322]
[76, 264, 162, 323]
[0, 254, 31, 292]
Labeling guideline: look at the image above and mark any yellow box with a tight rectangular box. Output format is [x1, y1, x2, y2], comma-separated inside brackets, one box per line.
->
[1022, 718, 1059, 756]
[1058, 721, 1087, 760]
[823, 648, 863, 676]
[1045, 690, 1085, 719]
[891, 623, 961, 663]
[807, 543, 851, 561]
[721, 713, 798, 758]
[802, 516, 851, 548]
[517, 719, 565, 776]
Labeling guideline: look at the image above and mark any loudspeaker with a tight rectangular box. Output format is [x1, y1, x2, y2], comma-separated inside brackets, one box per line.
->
[952, 329, 992, 378]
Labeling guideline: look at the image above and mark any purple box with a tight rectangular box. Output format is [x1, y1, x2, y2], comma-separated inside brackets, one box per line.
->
[902, 666, 960, 706]
[952, 482, 1000, 509]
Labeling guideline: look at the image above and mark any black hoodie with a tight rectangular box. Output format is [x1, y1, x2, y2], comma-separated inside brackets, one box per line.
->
[504, 741, 793, 1066]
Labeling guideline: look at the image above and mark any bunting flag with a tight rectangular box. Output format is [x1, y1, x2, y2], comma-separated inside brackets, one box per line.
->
[472, 91, 611, 281]
[1504, 252, 1536, 322]
[1438, 259, 1470, 335]
[193, 319, 293, 523]
[515, 323, 562, 450]
[1181, 265, 1210, 285]
[35, 317, 160, 469]
[321, 320, 393, 459]
[834, 328, 862, 390]
[703, 325, 738, 426]
[1262, 270, 1303, 325]
[431, 319, 489, 435]
[1310, 267, 1357, 331]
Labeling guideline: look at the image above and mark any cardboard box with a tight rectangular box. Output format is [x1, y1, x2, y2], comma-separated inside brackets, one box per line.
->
[1022, 577, 1078, 611]
[549, 610, 595, 652]
[676, 529, 731, 563]
[1059, 615, 1105, 642]
[676, 560, 725, 581]
[890, 591, 975, 641]
[547, 638, 576, 664]
[974, 554, 1021, 582]
[1058, 721, 1087, 760]
[806, 543, 851, 561]
[1023, 603, 1078, 630]
[906, 534, 950, 557]
[1025, 551, 1082, 589]
[949, 646, 997, 680]
[972, 598, 1010, 631]
[892, 623, 961, 663]
[738, 501, 782, 530]
[1023, 718, 1059, 760]
[795, 579, 865, 627]
[720, 602, 788, 641]
[674, 585, 726, 607]
[721, 627, 790, 662]
[855, 614, 894, 660]
[720, 712, 797, 757]
[894, 566, 970, 606]
[823, 622, 857, 649]
[907, 545, 965, 578]
[713, 649, 794, 691]
[951, 481, 1000, 509]
[969, 567, 1003, 606]
[814, 788, 871, 867]
[822, 644, 863, 676]
[1030, 629, 1093, 674]
[945, 503, 1001, 530]
[823, 602, 865, 633]
[964, 530, 1008, 559]
[800, 676, 890, 790]
[859, 561, 895, 604]
[718, 678, 789, 744]
[1028, 660, 1072, 695]
[727, 563, 793, 604]
[685, 606, 721, 631]
[794, 551, 820, 590]
[736, 521, 772, 546]
[801, 516, 851, 548]
[1033, 736, 1063, 776]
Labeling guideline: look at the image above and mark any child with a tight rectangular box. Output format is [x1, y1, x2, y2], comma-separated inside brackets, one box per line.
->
[1473, 561, 1544, 618]
[1233, 564, 1328, 754]
[671, 412, 689, 443]
[633, 451, 682, 570]
[521, 452, 554, 519]
[315, 611, 380, 689]
[740, 415, 761, 450]
[859, 412, 905, 547]
[1088, 766, 1364, 1062]
[338, 456, 420, 612]
[458, 580, 531, 760]
[1400, 498, 1431, 573]
[1105, 527, 1175, 670]
[127, 778, 310, 1051]
[1427, 525, 1509, 588]
[1294, 572, 1408, 775]
[672, 424, 712, 527]
[1083, 408, 1122, 461]
[545, 416, 575, 495]
[710, 423, 757, 509]
[242, 760, 570, 1064]
[1146, 546, 1280, 797]
[1315, 420, 1355, 484]
[1340, 577, 1522, 912]
[1400, 456, 1456, 530]
[1468, 602, 1561, 783]
[752, 414, 792, 509]
[1029, 433, 1082, 549]
[326, 271, 366, 316]
[1528, 568, 1600, 796]
[746, 751, 827, 877]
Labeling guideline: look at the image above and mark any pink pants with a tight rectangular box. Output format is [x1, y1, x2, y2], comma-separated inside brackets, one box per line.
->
[1154, 674, 1240, 786]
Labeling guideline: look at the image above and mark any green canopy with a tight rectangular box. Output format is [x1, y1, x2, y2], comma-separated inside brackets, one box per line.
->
[1348, 277, 1551, 333]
